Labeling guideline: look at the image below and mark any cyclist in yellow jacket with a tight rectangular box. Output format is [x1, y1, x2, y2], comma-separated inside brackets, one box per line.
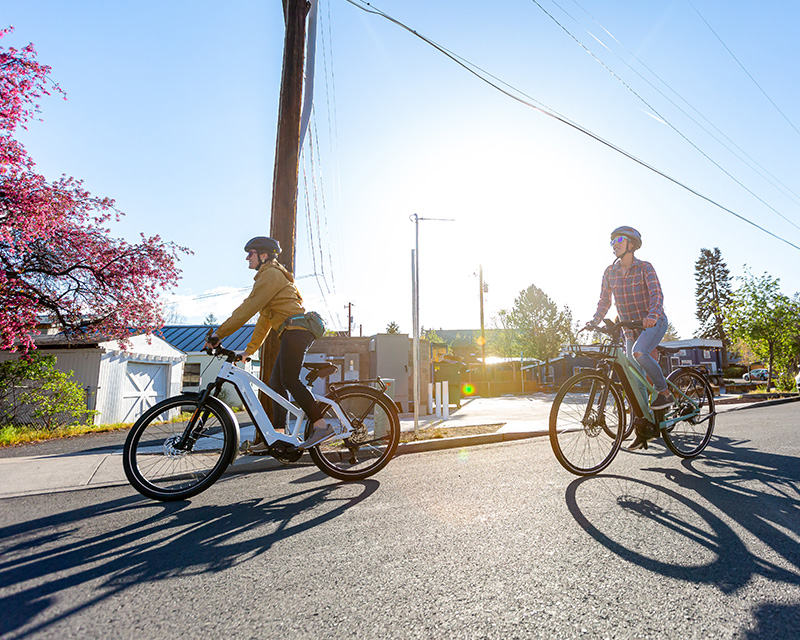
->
[205, 237, 331, 451]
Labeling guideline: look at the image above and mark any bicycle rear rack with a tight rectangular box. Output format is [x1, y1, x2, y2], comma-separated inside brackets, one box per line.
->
[329, 377, 389, 393]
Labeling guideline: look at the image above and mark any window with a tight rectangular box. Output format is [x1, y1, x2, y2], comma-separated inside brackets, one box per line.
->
[183, 363, 201, 388]
[703, 350, 711, 359]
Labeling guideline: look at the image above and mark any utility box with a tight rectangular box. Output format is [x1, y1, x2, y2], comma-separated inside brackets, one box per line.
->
[369, 334, 409, 411]
[434, 361, 462, 408]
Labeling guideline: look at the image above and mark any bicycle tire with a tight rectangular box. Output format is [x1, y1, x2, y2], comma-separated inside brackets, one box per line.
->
[662, 369, 715, 458]
[309, 385, 400, 481]
[549, 371, 625, 476]
[123, 394, 237, 501]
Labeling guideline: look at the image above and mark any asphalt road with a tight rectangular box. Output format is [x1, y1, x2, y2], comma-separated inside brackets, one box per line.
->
[1, 403, 798, 639]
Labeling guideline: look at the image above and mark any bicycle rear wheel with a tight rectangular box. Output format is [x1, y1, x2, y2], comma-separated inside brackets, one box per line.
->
[309, 385, 400, 481]
[662, 369, 715, 458]
[123, 394, 237, 501]
[549, 372, 625, 476]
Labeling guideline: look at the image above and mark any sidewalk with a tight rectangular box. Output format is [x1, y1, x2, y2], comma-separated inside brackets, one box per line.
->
[1, 393, 797, 499]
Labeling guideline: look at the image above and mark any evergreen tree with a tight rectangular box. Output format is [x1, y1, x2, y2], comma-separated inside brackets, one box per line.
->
[664, 321, 680, 341]
[694, 247, 732, 367]
[496, 284, 572, 360]
[385, 321, 401, 334]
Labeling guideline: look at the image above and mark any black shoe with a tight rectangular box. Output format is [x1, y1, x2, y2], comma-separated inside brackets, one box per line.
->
[650, 391, 674, 411]
[627, 418, 658, 451]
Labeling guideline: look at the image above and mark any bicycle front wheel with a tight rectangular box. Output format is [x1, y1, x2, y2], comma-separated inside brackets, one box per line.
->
[549, 372, 625, 476]
[123, 394, 237, 501]
[663, 369, 715, 458]
[309, 385, 400, 481]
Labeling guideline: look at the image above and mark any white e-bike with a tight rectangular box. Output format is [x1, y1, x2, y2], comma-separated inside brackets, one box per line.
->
[123, 341, 400, 501]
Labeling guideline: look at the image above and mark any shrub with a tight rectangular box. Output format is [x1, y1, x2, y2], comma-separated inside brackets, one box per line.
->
[0, 353, 94, 430]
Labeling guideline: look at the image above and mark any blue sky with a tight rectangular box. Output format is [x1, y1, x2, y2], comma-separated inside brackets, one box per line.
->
[5, 0, 800, 340]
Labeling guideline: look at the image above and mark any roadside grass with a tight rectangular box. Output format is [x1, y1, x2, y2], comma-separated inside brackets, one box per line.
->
[0, 406, 247, 448]
[398, 423, 504, 443]
[0, 421, 133, 447]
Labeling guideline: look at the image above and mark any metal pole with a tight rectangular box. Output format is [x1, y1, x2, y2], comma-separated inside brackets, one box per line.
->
[411, 248, 419, 436]
[479, 264, 486, 380]
[409, 213, 455, 436]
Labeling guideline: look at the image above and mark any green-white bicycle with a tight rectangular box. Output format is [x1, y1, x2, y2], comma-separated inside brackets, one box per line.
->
[549, 319, 716, 476]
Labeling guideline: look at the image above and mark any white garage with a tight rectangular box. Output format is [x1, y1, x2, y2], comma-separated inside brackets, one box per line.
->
[1, 332, 185, 425]
[121, 361, 170, 423]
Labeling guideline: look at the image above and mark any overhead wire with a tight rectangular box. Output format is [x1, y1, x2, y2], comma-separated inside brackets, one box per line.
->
[564, 0, 800, 212]
[531, 0, 800, 232]
[686, 0, 800, 140]
[562, 0, 800, 211]
[342, 0, 800, 253]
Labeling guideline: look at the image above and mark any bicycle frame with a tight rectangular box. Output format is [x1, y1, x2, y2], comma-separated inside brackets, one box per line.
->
[214, 360, 354, 448]
[600, 345, 704, 430]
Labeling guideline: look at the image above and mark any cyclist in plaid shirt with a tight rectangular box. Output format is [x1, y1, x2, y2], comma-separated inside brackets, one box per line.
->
[588, 226, 673, 449]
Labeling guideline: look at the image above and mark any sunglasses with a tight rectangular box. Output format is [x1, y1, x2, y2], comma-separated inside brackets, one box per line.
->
[610, 237, 627, 246]
[246, 250, 259, 258]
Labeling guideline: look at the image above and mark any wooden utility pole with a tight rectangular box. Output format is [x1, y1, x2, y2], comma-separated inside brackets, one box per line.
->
[258, 0, 311, 424]
[346, 302, 354, 337]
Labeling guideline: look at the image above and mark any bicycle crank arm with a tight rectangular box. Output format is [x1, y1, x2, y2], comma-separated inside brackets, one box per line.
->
[694, 411, 717, 425]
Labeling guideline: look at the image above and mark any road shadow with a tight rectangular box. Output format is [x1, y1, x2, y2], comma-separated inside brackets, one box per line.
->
[0, 474, 379, 639]
[564, 434, 800, 602]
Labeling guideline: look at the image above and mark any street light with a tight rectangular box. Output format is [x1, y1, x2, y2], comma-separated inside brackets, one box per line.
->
[410, 213, 455, 435]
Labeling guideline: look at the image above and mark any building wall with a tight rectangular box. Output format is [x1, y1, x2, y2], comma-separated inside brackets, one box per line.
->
[0, 337, 184, 425]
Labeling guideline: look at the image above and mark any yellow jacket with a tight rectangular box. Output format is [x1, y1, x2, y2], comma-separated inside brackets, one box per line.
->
[216, 262, 305, 356]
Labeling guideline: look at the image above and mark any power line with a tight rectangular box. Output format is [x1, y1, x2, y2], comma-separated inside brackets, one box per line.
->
[561, 0, 800, 211]
[342, 0, 800, 253]
[530, 0, 800, 233]
[687, 0, 800, 139]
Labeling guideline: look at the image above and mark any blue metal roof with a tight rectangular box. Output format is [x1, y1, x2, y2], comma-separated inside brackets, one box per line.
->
[157, 325, 256, 354]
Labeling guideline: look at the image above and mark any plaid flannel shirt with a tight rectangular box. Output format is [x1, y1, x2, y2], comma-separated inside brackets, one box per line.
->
[592, 258, 665, 338]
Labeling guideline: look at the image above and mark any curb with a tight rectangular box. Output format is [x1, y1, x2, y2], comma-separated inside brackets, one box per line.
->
[725, 395, 800, 411]
[394, 429, 546, 455]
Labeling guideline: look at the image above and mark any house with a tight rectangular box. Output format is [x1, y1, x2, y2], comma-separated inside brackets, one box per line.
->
[527, 339, 726, 390]
[0, 333, 185, 425]
[157, 327, 433, 413]
[659, 339, 724, 376]
[157, 325, 262, 406]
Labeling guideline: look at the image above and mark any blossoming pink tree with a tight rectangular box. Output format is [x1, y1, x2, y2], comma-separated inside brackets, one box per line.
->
[1, 28, 187, 350]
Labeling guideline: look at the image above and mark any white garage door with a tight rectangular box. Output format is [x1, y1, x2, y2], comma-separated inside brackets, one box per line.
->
[122, 362, 167, 422]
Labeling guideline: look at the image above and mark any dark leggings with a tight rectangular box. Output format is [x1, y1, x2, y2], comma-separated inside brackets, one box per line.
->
[269, 329, 323, 429]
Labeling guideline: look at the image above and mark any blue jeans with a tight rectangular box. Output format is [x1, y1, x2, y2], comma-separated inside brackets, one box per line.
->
[626, 316, 668, 396]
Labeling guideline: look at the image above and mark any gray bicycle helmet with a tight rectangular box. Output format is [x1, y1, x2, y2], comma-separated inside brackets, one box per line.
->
[244, 236, 281, 256]
[611, 226, 642, 250]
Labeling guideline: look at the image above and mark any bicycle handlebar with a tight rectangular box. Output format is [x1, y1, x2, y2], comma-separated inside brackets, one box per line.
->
[583, 318, 644, 337]
[203, 328, 240, 363]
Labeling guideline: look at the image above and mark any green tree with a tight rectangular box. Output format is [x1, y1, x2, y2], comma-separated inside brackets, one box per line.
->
[694, 247, 732, 367]
[203, 313, 218, 326]
[724, 269, 800, 389]
[422, 328, 446, 345]
[496, 284, 573, 360]
[385, 321, 401, 334]
[664, 321, 681, 342]
[0, 353, 92, 430]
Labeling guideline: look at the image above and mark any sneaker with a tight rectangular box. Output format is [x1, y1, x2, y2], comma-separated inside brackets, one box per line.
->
[650, 390, 675, 411]
[248, 441, 270, 456]
[302, 424, 335, 448]
[627, 418, 658, 451]
[627, 433, 650, 451]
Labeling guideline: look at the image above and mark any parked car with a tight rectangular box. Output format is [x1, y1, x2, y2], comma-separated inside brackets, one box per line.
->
[743, 368, 769, 382]
[795, 371, 800, 391]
